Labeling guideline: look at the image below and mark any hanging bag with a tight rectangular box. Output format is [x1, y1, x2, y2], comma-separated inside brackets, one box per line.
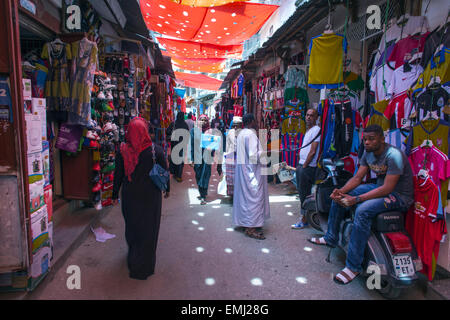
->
[149, 144, 170, 192]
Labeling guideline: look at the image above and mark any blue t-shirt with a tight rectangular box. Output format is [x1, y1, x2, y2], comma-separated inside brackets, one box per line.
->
[237, 74, 244, 97]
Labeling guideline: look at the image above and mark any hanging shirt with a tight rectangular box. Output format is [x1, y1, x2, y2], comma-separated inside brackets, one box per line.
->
[406, 119, 450, 157]
[385, 128, 408, 152]
[284, 67, 307, 89]
[237, 74, 245, 97]
[366, 100, 391, 132]
[370, 64, 396, 102]
[408, 145, 450, 187]
[413, 48, 450, 93]
[406, 176, 447, 281]
[281, 133, 303, 168]
[413, 86, 449, 122]
[421, 24, 450, 69]
[308, 33, 347, 89]
[387, 63, 423, 97]
[387, 32, 430, 68]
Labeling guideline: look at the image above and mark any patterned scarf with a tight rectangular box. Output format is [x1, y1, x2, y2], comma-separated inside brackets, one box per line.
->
[120, 117, 152, 181]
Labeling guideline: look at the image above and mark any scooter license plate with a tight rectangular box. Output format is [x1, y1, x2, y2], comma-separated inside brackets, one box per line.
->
[392, 254, 415, 277]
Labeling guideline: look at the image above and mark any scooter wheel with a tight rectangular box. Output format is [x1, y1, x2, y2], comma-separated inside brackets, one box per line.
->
[305, 210, 323, 232]
[377, 280, 402, 299]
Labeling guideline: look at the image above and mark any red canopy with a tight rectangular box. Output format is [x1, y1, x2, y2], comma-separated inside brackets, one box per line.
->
[158, 37, 243, 59]
[141, 0, 278, 45]
[171, 57, 225, 73]
[169, 0, 245, 7]
[174, 71, 223, 91]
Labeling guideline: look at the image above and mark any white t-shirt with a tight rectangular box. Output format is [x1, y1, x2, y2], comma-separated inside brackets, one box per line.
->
[387, 63, 423, 97]
[299, 125, 321, 167]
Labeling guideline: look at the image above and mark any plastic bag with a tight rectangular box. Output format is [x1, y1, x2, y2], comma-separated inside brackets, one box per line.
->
[217, 176, 227, 196]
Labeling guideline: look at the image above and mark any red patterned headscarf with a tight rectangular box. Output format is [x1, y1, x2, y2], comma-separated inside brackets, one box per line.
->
[120, 117, 152, 181]
[199, 114, 210, 132]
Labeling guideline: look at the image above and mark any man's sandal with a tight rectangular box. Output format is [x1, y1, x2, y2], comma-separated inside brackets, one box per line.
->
[245, 228, 266, 240]
[333, 267, 360, 285]
[308, 237, 334, 248]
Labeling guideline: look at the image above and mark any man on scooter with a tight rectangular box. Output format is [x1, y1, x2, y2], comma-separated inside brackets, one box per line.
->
[308, 124, 414, 285]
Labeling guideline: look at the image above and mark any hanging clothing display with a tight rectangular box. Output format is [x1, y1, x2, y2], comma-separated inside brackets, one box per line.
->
[406, 176, 447, 281]
[308, 33, 347, 89]
[68, 38, 99, 126]
[42, 41, 72, 120]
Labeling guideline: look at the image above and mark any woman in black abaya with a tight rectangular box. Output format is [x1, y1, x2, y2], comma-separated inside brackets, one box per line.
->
[112, 117, 170, 280]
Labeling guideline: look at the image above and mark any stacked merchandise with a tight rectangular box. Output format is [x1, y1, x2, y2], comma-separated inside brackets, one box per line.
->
[367, 15, 449, 280]
[23, 71, 52, 290]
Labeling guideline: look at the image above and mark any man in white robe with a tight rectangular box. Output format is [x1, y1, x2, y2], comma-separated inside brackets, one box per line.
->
[232, 113, 270, 240]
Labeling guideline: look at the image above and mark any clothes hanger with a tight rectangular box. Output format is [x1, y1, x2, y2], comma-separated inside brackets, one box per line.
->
[420, 138, 433, 148]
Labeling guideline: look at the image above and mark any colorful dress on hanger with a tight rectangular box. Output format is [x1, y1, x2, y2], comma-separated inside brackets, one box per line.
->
[42, 42, 72, 120]
[68, 38, 98, 126]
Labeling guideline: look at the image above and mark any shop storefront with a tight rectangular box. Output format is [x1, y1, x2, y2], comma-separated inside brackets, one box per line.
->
[0, 0, 175, 292]
[222, 0, 450, 280]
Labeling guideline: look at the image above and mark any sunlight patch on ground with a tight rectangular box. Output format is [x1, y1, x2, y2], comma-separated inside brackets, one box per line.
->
[268, 195, 297, 203]
[251, 278, 263, 286]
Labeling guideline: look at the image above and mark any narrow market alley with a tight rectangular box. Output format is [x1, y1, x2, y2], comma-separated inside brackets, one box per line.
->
[24, 165, 426, 300]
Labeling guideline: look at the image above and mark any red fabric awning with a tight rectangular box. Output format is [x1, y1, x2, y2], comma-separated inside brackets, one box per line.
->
[174, 71, 223, 91]
[172, 57, 225, 73]
[169, 0, 245, 7]
[158, 37, 243, 59]
[141, 0, 278, 45]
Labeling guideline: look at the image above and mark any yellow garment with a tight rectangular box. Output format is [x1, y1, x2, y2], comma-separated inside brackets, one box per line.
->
[308, 33, 346, 88]
[412, 49, 450, 92]
[367, 100, 390, 132]
[281, 118, 305, 135]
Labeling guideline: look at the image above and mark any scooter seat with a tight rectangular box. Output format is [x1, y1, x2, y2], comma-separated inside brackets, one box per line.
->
[373, 211, 405, 232]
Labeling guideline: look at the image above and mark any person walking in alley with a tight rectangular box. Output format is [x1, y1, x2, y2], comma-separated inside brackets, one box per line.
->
[171, 112, 189, 182]
[112, 117, 170, 280]
[232, 113, 270, 240]
[191, 114, 215, 205]
[185, 112, 195, 132]
[291, 108, 321, 229]
[223, 116, 243, 198]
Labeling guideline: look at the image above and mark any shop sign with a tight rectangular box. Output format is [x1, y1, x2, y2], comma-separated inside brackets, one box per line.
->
[20, 0, 36, 15]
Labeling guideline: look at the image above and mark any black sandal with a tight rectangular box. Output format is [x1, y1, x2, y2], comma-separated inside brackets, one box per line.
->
[245, 228, 266, 240]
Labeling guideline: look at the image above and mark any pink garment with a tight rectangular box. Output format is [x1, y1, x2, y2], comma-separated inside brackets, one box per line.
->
[408, 145, 450, 185]
[387, 32, 430, 68]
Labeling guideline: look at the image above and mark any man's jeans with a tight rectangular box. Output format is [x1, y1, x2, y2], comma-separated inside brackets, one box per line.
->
[323, 184, 406, 273]
[296, 165, 317, 204]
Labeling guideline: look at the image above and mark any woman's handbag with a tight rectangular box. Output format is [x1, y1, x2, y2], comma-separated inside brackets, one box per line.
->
[149, 144, 170, 192]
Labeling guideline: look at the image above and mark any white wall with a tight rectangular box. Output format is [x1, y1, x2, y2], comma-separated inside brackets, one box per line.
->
[422, 0, 450, 31]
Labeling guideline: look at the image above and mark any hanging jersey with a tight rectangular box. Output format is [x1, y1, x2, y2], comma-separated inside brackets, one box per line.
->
[385, 129, 408, 152]
[366, 100, 391, 132]
[308, 33, 347, 89]
[387, 32, 430, 68]
[388, 64, 423, 97]
[406, 119, 450, 157]
[413, 86, 449, 122]
[412, 48, 450, 92]
[406, 176, 447, 281]
[334, 100, 354, 157]
[384, 92, 413, 129]
[408, 145, 450, 187]
[281, 133, 303, 168]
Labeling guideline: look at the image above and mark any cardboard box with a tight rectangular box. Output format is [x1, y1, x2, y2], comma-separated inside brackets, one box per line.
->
[41, 142, 50, 186]
[25, 113, 42, 154]
[29, 179, 44, 214]
[31, 98, 47, 141]
[22, 79, 32, 101]
[27, 152, 43, 184]
[43, 184, 52, 222]
[30, 205, 48, 253]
